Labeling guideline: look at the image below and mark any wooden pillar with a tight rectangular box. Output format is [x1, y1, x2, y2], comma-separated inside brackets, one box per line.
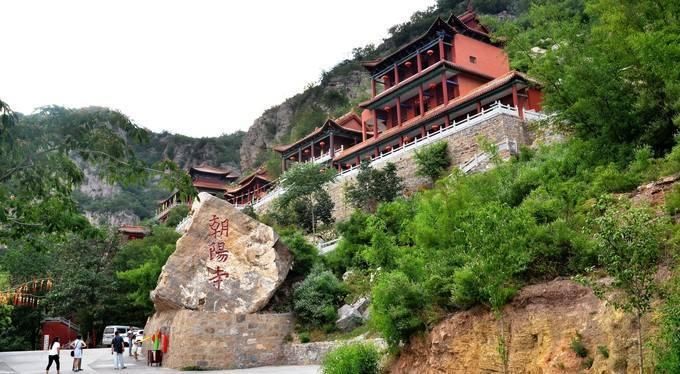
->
[371, 79, 376, 97]
[446, 113, 451, 128]
[442, 73, 449, 103]
[476, 101, 482, 114]
[330, 133, 335, 158]
[417, 51, 422, 73]
[419, 85, 425, 116]
[298, 148, 302, 163]
[281, 158, 285, 173]
[375, 146, 380, 158]
[310, 142, 315, 159]
[396, 97, 402, 126]
[438, 39, 445, 61]
[373, 110, 379, 139]
[356, 155, 360, 166]
[400, 136, 404, 147]
[511, 85, 524, 120]
[420, 126, 426, 137]
[393, 64, 399, 85]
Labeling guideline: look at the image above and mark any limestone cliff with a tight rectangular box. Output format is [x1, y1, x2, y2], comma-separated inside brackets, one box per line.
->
[391, 279, 649, 374]
[239, 68, 371, 171]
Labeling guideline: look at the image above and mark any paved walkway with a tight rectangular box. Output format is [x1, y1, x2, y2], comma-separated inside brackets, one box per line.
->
[0, 348, 320, 374]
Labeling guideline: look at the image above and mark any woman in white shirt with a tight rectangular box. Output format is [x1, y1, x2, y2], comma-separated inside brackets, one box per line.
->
[46, 337, 60, 374]
[71, 335, 87, 372]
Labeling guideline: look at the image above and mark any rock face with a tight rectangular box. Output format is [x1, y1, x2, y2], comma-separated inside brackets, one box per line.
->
[151, 192, 292, 314]
[391, 279, 648, 374]
[335, 297, 370, 332]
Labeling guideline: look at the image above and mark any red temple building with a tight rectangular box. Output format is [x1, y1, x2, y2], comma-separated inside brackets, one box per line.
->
[155, 165, 238, 221]
[225, 168, 273, 206]
[274, 10, 543, 173]
[118, 225, 149, 241]
[273, 113, 366, 172]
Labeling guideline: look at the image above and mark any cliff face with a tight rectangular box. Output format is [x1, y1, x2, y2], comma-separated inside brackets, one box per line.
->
[391, 279, 648, 374]
[239, 68, 371, 171]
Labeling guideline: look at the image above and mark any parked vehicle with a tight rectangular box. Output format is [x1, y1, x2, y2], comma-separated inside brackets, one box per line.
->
[102, 325, 140, 347]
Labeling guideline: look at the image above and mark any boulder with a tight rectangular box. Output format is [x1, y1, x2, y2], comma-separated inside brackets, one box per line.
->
[336, 297, 371, 331]
[151, 193, 292, 314]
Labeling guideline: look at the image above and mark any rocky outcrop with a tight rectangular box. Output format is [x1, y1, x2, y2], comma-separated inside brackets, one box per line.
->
[336, 297, 370, 332]
[391, 279, 648, 374]
[151, 192, 292, 313]
[239, 68, 371, 171]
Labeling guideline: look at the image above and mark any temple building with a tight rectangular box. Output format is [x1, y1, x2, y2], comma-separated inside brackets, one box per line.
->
[154, 165, 238, 221]
[274, 10, 543, 172]
[273, 113, 365, 172]
[118, 225, 149, 241]
[225, 168, 274, 206]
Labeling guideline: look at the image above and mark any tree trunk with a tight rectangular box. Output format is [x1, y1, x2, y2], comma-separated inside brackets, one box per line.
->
[637, 312, 644, 374]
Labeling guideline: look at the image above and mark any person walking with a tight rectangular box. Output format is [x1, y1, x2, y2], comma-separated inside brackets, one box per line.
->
[71, 335, 86, 372]
[126, 328, 134, 357]
[46, 337, 61, 374]
[111, 331, 125, 370]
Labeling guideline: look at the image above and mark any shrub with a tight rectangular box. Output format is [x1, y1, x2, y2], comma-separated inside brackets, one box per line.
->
[597, 345, 609, 359]
[281, 230, 319, 277]
[413, 141, 450, 184]
[345, 162, 403, 212]
[322, 342, 381, 374]
[298, 331, 311, 343]
[293, 266, 347, 329]
[371, 271, 427, 347]
[665, 185, 680, 216]
[570, 335, 588, 358]
[582, 356, 594, 369]
[164, 204, 190, 227]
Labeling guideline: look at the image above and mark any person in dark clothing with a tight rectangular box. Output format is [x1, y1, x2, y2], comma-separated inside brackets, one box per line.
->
[111, 331, 126, 370]
[46, 337, 60, 374]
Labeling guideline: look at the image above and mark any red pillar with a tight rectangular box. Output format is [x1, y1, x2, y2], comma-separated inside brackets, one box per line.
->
[396, 97, 402, 126]
[371, 79, 376, 97]
[442, 73, 449, 103]
[419, 86, 425, 116]
[420, 126, 426, 137]
[438, 39, 445, 61]
[373, 110, 379, 139]
[330, 133, 335, 158]
[476, 101, 482, 113]
[512, 85, 524, 120]
[356, 155, 360, 166]
[417, 52, 422, 73]
[393, 65, 399, 85]
[450, 40, 456, 63]
[298, 148, 302, 163]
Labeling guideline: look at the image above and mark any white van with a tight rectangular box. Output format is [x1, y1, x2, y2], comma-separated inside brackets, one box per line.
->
[102, 325, 140, 347]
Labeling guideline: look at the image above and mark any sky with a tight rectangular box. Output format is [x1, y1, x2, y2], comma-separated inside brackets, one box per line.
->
[1, 0, 435, 137]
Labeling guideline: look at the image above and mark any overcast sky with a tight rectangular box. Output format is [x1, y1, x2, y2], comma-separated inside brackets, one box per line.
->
[1, 0, 435, 137]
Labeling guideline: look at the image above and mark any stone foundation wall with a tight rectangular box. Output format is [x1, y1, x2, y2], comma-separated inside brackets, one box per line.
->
[283, 338, 387, 365]
[144, 310, 293, 369]
[256, 114, 533, 222]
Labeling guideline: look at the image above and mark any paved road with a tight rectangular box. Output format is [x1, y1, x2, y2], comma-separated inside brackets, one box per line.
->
[0, 348, 320, 374]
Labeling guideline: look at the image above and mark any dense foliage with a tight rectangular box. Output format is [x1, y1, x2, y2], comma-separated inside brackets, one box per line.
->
[345, 162, 403, 213]
[293, 266, 347, 329]
[413, 142, 451, 184]
[321, 342, 381, 374]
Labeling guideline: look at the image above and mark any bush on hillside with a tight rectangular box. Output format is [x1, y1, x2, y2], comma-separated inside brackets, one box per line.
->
[413, 141, 450, 184]
[321, 342, 381, 374]
[281, 230, 319, 278]
[164, 204, 190, 227]
[293, 266, 347, 329]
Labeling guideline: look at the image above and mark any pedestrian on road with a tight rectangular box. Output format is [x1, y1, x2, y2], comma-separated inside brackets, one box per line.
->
[46, 337, 60, 374]
[126, 328, 134, 357]
[111, 331, 126, 370]
[71, 335, 86, 372]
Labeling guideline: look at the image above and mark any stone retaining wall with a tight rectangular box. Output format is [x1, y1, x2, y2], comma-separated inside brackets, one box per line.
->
[256, 114, 533, 222]
[144, 310, 293, 369]
[283, 338, 387, 365]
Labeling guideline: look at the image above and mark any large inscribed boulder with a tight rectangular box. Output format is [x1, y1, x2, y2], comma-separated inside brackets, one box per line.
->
[151, 192, 292, 314]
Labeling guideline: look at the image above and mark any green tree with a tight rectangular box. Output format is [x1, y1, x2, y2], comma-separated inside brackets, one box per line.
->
[413, 142, 451, 185]
[281, 230, 320, 278]
[293, 266, 347, 329]
[589, 201, 666, 374]
[279, 163, 336, 233]
[345, 162, 403, 213]
[655, 272, 680, 373]
[164, 204, 190, 227]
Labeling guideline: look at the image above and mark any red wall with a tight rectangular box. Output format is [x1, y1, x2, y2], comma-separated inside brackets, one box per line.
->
[41, 321, 79, 348]
[457, 74, 488, 97]
[453, 34, 509, 78]
[527, 87, 543, 111]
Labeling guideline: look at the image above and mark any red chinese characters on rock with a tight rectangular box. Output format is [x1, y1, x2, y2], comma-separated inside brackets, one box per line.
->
[209, 242, 229, 262]
[206, 215, 231, 290]
[208, 266, 229, 290]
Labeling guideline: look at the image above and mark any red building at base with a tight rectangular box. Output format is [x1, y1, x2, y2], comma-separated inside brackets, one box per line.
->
[41, 318, 80, 349]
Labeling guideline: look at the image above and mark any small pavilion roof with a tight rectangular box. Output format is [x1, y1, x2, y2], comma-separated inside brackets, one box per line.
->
[118, 225, 149, 235]
[273, 114, 365, 154]
[361, 12, 492, 74]
[189, 165, 238, 178]
[226, 168, 272, 195]
[334, 71, 537, 160]
[192, 178, 228, 191]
